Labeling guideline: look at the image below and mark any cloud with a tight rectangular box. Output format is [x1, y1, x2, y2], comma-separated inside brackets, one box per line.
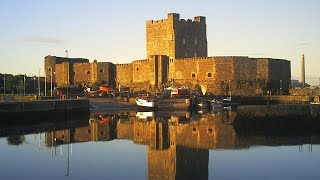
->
[24, 37, 64, 44]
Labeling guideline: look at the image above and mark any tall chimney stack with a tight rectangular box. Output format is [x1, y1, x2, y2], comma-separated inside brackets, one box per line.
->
[301, 54, 305, 87]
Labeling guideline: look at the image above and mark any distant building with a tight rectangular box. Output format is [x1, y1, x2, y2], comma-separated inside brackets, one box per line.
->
[291, 79, 310, 88]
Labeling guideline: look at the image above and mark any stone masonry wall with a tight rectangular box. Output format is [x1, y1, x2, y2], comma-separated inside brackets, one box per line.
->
[146, 14, 175, 59]
[268, 59, 291, 93]
[174, 16, 207, 58]
[171, 56, 258, 95]
[132, 59, 151, 83]
[146, 13, 207, 59]
[116, 63, 133, 86]
[73, 63, 92, 84]
[167, 56, 291, 96]
[55, 63, 70, 87]
[45, 55, 89, 85]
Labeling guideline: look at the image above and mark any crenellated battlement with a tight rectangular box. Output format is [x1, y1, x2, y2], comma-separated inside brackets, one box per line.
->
[212, 56, 249, 59]
[72, 62, 90, 65]
[194, 16, 206, 23]
[146, 13, 206, 25]
[175, 57, 214, 61]
[132, 59, 149, 63]
[116, 63, 132, 67]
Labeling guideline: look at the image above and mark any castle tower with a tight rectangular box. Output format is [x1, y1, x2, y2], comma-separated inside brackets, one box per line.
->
[301, 54, 305, 87]
[146, 13, 207, 60]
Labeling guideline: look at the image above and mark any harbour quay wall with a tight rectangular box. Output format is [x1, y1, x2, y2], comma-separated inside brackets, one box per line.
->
[234, 104, 320, 132]
[236, 104, 320, 120]
[240, 95, 314, 105]
[0, 99, 90, 126]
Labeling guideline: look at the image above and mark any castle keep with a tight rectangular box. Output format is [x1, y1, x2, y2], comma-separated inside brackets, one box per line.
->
[45, 13, 291, 95]
[146, 13, 207, 59]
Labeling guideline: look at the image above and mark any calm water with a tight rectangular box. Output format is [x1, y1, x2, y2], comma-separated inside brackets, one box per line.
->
[1, 109, 320, 180]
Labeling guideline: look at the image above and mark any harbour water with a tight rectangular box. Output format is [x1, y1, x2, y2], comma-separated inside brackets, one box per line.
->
[1, 108, 320, 180]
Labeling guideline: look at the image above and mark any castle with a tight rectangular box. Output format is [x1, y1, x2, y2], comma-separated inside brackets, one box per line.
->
[45, 13, 291, 96]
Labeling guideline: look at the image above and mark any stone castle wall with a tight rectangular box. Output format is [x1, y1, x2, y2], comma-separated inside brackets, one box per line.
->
[45, 55, 89, 85]
[51, 58, 115, 87]
[72, 62, 115, 86]
[46, 13, 291, 95]
[268, 59, 291, 92]
[116, 63, 133, 86]
[132, 59, 151, 83]
[146, 13, 207, 59]
[55, 63, 70, 87]
[169, 56, 257, 95]
[73, 63, 92, 84]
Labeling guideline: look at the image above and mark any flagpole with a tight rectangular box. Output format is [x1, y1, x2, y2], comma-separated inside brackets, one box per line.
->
[38, 68, 41, 97]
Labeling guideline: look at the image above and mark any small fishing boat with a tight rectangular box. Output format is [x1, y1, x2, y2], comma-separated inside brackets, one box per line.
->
[136, 111, 155, 119]
[136, 96, 156, 108]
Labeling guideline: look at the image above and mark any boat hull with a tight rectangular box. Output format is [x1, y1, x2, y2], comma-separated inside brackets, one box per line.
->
[136, 98, 155, 108]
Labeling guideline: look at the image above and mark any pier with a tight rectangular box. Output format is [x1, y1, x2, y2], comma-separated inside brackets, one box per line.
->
[0, 99, 90, 126]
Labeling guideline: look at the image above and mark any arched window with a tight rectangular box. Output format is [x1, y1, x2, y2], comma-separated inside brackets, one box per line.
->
[87, 71, 90, 74]
[191, 73, 196, 78]
[99, 69, 103, 73]
[207, 72, 212, 77]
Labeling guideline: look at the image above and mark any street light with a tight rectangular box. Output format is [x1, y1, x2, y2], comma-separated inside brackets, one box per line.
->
[38, 68, 41, 97]
[65, 50, 68, 58]
[23, 74, 26, 96]
[33, 76, 36, 95]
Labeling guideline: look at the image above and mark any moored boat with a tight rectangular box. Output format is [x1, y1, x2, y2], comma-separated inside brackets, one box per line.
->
[136, 97, 156, 108]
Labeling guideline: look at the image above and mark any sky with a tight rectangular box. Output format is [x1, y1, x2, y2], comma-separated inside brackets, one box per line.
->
[0, 0, 319, 84]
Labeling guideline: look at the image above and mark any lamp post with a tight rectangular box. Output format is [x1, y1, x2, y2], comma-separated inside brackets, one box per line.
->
[23, 74, 26, 96]
[38, 68, 41, 97]
[65, 50, 68, 58]
[33, 76, 36, 95]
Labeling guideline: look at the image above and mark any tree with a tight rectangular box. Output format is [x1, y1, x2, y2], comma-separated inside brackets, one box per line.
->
[7, 135, 26, 146]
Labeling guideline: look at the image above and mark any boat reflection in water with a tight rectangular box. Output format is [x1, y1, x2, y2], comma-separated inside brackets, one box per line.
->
[1, 108, 320, 180]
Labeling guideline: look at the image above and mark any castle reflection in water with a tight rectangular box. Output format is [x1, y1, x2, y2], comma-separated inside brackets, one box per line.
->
[39, 109, 320, 180]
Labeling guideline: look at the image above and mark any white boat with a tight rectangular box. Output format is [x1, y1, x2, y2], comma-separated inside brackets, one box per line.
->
[136, 97, 156, 108]
[222, 96, 232, 102]
[310, 102, 320, 104]
[136, 111, 155, 119]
